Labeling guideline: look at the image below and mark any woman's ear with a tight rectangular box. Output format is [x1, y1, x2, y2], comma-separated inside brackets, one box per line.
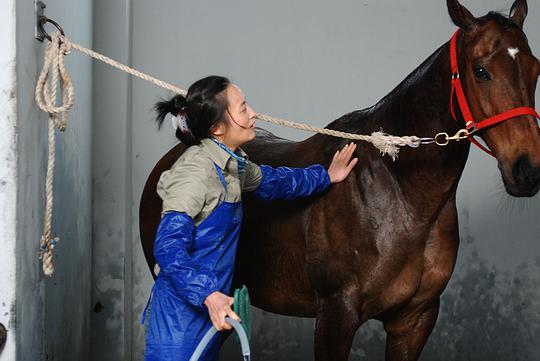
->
[210, 121, 226, 137]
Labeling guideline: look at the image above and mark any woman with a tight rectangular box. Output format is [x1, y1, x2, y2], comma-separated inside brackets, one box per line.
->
[142, 75, 358, 360]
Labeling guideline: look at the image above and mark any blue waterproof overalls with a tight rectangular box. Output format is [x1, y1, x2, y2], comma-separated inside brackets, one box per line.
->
[142, 161, 330, 361]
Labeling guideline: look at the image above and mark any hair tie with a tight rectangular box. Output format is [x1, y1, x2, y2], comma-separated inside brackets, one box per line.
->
[171, 109, 193, 135]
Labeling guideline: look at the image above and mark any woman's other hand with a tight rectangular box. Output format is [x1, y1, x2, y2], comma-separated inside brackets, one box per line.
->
[328, 142, 359, 183]
[204, 291, 241, 331]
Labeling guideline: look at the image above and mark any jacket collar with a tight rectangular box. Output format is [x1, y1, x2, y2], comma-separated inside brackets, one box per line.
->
[200, 137, 248, 170]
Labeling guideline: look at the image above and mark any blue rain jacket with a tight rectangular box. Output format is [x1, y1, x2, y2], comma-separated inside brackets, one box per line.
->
[142, 163, 330, 361]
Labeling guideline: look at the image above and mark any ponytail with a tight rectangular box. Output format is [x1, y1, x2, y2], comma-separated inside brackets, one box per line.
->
[153, 76, 231, 147]
[154, 94, 186, 129]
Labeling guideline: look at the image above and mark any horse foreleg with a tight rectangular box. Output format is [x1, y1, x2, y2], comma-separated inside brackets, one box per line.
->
[314, 291, 362, 361]
[383, 299, 440, 361]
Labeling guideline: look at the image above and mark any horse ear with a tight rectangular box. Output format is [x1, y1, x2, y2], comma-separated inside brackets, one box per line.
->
[447, 0, 476, 30]
[509, 0, 528, 28]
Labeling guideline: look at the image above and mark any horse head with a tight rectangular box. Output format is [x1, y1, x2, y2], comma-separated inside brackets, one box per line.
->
[448, 0, 540, 197]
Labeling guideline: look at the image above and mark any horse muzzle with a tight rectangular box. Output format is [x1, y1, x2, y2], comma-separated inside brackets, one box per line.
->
[502, 155, 540, 197]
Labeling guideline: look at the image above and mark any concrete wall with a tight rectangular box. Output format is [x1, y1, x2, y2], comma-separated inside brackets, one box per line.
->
[8, 0, 94, 360]
[90, 0, 540, 360]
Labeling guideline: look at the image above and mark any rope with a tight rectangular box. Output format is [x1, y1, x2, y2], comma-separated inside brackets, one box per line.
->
[35, 32, 74, 276]
[61, 33, 422, 157]
[33, 31, 429, 275]
[254, 113, 422, 158]
[69, 41, 187, 96]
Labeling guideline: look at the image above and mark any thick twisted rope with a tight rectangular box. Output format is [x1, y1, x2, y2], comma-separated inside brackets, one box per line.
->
[254, 113, 422, 158]
[62, 34, 423, 158]
[35, 32, 74, 276]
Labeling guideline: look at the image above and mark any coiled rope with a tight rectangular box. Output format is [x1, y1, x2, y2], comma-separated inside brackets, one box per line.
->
[35, 32, 74, 276]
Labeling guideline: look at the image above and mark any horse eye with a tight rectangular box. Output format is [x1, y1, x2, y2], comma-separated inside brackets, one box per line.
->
[473, 65, 491, 81]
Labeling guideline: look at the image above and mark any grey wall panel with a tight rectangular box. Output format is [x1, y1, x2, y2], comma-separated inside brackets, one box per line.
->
[15, 0, 93, 360]
[91, 0, 132, 360]
[91, 0, 540, 359]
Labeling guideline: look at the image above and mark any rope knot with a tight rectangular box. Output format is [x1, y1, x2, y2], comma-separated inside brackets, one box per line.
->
[35, 30, 74, 128]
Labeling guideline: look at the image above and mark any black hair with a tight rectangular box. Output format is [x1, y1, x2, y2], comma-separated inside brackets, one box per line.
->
[154, 75, 231, 146]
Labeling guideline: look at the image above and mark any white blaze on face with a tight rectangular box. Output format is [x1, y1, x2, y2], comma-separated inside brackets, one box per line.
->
[508, 47, 520, 60]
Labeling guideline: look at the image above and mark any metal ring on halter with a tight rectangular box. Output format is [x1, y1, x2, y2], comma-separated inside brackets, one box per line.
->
[467, 124, 477, 135]
[37, 16, 65, 42]
[434, 132, 450, 146]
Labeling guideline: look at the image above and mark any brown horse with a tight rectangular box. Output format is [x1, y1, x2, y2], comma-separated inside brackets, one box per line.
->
[139, 1, 540, 360]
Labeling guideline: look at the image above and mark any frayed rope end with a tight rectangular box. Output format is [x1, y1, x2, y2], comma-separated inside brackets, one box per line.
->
[370, 131, 400, 161]
[38, 235, 58, 277]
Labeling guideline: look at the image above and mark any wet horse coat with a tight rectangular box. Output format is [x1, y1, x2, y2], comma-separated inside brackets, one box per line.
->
[140, 1, 540, 360]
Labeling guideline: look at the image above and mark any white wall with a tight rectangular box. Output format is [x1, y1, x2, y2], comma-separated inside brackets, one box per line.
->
[0, 0, 19, 359]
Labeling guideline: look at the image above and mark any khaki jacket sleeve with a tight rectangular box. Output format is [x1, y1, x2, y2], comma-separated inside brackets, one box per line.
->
[156, 153, 210, 219]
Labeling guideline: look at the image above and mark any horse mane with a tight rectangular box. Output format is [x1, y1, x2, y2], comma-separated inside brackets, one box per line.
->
[325, 41, 448, 134]
[253, 127, 293, 143]
[373, 43, 447, 108]
[481, 11, 521, 30]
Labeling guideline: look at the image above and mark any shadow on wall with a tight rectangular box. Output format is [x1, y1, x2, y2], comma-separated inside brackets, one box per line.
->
[221, 243, 540, 361]
[422, 248, 540, 361]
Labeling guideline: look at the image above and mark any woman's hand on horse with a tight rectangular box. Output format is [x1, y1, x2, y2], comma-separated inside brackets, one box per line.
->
[328, 142, 359, 183]
[204, 291, 241, 331]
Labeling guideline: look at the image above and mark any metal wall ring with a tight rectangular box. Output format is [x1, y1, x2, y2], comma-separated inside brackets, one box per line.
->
[38, 17, 65, 42]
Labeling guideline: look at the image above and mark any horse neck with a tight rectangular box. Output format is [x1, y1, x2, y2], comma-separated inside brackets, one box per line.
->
[326, 41, 471, 211]
[372, 42, 468, 151]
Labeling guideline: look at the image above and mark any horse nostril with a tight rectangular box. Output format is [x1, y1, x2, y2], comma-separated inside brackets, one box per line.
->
[512, 156, 540, 186]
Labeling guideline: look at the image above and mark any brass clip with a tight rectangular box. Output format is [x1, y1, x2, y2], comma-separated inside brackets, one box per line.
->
[434, 129, 470, 146]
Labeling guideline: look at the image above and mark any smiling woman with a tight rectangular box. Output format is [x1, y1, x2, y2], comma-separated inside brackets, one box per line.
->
[141, 75, 358, 360]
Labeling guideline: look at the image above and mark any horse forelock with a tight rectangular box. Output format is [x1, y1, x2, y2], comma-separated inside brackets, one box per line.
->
[481, 11, 523, 30]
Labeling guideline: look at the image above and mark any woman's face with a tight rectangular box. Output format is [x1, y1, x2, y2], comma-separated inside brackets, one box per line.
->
[211, 84, 256, 149]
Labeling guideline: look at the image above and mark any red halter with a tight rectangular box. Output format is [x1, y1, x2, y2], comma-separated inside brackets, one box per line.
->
[449, 29, 540, 157]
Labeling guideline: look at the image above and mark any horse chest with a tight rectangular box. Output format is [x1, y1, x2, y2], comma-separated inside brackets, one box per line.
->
[348, 210, 458, 313]
[378, 228, 459, 313]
